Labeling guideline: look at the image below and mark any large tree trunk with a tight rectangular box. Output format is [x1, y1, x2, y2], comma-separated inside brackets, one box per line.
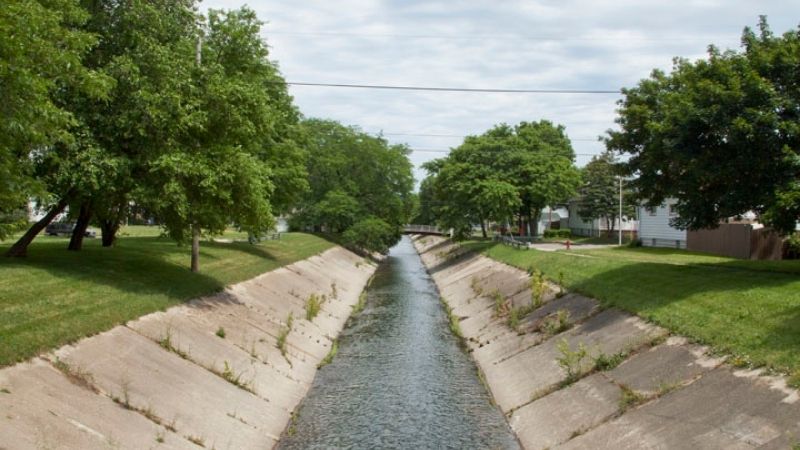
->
[100, 219, 120, 247]
[191, 225, 200, 273]
[68, 202, 93, 251]
[480, 220, 487, 238]
[5, 198, 69, 257]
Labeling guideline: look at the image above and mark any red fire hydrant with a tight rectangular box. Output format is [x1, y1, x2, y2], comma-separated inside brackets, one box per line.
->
[565, 239, 571, 250]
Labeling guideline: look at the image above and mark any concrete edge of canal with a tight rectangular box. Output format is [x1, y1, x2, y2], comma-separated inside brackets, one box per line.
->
[0, 246, 379, 449]
[412, 235, 800, 450]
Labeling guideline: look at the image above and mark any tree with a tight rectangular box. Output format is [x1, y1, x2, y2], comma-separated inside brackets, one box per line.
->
[422, 120, 580, 237]
[0, 0, 110, 245]
[342, 217, 399, 254]
[293, 119, 414, 243]
[608, 17, 800, 234]
[147, 7, 297, 271]
[577, 152, 635, 233]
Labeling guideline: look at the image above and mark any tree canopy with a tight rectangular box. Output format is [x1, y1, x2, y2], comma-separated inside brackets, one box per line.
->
[291, 119, 414, 253]
[422, 121, 581, 237]
[577, 152, 635, 232]
[608, 17, 800, 234]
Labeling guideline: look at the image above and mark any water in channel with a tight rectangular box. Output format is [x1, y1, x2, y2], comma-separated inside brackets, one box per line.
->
[278, 236, 520, 450]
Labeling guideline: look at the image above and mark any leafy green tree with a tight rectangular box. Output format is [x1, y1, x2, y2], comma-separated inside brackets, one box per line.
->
[577, 152, 635, 233]
[294, 119, 414, 242]
[342, 217, 399, 254]
[0, 0, 110, 245]
[608, 17, 799, 234]
[423, 120, 580, 237]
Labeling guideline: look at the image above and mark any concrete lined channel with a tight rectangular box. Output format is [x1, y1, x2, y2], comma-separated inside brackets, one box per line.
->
[278, 236, 520, 449]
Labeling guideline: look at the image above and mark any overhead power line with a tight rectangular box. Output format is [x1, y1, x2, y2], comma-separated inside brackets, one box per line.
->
[375, 132, 600, 141]
[409, 148, 600, 156]
[285, 81, 620, 94]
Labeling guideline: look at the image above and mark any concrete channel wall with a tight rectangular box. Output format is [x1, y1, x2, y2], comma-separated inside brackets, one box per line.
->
[413, 235, 800, 450]
[0, 246, 377, 450]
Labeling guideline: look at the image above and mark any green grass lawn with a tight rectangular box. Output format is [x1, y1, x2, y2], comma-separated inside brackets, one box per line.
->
[0, 232, 334, 367]
[462, 241, 800, 379]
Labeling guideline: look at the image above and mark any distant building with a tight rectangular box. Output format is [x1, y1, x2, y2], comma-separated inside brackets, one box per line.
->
[564, 198, 638, 238]
[637, 199, 686, 249]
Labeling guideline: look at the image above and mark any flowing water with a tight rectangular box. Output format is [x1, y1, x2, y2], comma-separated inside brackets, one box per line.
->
[277, 236, 520, 449]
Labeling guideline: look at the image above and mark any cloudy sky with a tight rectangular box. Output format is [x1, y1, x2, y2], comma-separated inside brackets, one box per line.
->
[202, 0, 798, 186]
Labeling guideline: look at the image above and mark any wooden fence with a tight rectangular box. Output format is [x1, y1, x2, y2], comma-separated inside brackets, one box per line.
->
[686, 224, 785, 260]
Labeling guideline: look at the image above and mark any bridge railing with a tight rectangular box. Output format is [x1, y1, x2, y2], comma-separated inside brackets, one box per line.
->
[403, 224, 444, 235]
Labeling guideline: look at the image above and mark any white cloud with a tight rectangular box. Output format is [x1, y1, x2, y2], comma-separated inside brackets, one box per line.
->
[202, 0, 799, 185]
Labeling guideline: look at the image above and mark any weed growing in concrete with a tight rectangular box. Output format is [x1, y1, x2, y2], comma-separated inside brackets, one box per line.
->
[656, 381, 682, 397]
[330, 282, 338, 300]
[215, 327, 226, 339]
[318, 340, 339, 368]
[159, 328, 189, 360]
[216, 361, 254, 393]
[556, 339, 588, 383]
[530, 269, 546, 308]
[305, 293, 322, 321]
[470, 276, 483, 296]
[492, 290, 507, 316]
[441, 298, 463, 340]
[277, 313, 293, 358]
[352, 291, 367, 314]
[541, 309, 571, 336]
[51, 358, 98, 393]
[186, 435, 205, 447]
[155, 430, 165, 443]
[593, 351, 627, 371]
[619, 385, 647, 412]
[287, 410, 300, 436]
[507, 304, 535, 332]
[0, 388, 9, 394]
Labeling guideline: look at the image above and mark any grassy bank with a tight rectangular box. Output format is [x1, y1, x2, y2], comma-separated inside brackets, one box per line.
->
[0, 231, 334, 366]
[462, 241, 800, 379]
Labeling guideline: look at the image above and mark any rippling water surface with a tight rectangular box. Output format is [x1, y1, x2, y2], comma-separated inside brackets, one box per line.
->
[277, 236, 520, 450]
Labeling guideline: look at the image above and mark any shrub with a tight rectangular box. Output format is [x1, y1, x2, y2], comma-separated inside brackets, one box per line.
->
[342, 217, 400, 254]
[305, 293, 322, 321]
[556, 339, 588, 382]
[544, 229, 572, 239]
[628, 238, 643, 248]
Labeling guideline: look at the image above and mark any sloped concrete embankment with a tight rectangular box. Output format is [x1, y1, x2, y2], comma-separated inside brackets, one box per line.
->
[0, 247, 377, 450]
[413, 235, 800, 450]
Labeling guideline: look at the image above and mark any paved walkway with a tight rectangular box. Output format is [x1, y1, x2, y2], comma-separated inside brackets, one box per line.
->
[414, 235, 800, 450]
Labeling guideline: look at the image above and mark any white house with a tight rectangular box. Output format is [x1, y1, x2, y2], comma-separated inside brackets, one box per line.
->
[564, 199, 638, 237]
[637, 199, 687, 249]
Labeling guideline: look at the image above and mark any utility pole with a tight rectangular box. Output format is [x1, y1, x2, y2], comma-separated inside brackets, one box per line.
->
[191, 32, 202, 273]
[618, 176, 623, 246]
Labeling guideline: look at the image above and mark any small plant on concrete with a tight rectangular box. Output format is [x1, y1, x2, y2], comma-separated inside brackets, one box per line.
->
[492, 289, 507, 316]
[52, 358, 98, 393]
[318, 340, 339, 368]
[215, 327, 226, 339]
[441, 298, 463, 340]
[593, 350, 627, 371]
[277, 312, 293, 358]
[330, 282, 338, 300]
[619, 385, 647, 412]
[155, 430, 165, 443]
[541, 309, 571, 336]
[305, 293, 322, 321]
[656, 380, 682, 397]
[530, 269, 546, 307]
[470, 276, 483, 296]
[352, 291, 367, 314]
[0, 388, 9, 394]
[556, 339, 588, 383]
[508, 307, 521, 331]
[186, 435, 205, 447]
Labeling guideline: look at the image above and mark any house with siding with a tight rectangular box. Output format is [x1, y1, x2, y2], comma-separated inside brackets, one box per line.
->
[564, 199, 638, 237]
[637, 199, 687, 248]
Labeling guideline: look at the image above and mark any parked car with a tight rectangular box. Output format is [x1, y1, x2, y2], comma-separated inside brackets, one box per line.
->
[45, 222, 97, 238]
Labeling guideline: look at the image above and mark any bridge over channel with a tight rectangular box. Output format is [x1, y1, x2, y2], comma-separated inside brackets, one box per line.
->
[402, 224, 447, 235]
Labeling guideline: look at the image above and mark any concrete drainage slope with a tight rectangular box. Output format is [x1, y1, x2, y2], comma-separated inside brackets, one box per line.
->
[413, 235, 800, 450]
[0, 246, 377, 449]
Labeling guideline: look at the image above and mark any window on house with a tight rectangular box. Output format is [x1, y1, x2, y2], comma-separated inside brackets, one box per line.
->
[668, 204, 678, 217]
